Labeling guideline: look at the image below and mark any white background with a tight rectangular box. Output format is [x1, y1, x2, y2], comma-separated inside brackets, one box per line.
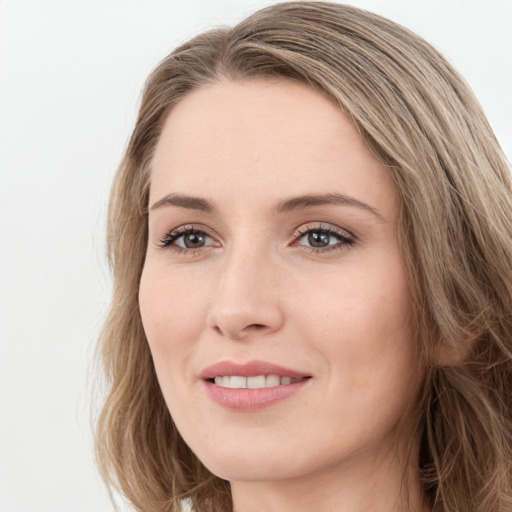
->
[0, 0, 510, 510]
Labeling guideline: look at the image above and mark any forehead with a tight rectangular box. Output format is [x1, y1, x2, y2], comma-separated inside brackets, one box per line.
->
[150, 79, 396, 217]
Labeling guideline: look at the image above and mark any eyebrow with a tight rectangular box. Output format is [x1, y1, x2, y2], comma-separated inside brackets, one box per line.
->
[274, 193, 384, 220]
[150, 193, 214, 213]
[149, 192, 383, 220]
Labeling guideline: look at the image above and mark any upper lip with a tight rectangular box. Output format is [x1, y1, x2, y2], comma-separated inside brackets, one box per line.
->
[199, 360, 311, 380]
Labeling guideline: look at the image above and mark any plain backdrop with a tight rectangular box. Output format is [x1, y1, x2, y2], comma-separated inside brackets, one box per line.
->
[0, 0, 510, 510]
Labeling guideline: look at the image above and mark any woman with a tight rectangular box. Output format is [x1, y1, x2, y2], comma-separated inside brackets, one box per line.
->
[95, 2, 512, 511]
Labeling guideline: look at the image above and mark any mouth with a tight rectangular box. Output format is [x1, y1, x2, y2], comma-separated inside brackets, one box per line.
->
[208, 375, 309, 388]
[200, 360, 312, 410]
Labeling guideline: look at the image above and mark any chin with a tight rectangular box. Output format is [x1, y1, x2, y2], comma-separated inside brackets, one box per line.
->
[203, 458, 298, 483]
[191, 441, 307, 483]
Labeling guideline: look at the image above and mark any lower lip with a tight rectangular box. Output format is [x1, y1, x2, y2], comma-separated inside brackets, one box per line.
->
[203, 379, 310, 411]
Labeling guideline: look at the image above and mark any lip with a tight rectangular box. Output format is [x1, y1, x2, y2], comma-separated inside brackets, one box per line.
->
[199, 359, 311, 380]
[199, 360, 312, 411]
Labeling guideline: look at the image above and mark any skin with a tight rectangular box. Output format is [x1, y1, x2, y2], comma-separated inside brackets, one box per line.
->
[139, 79, 429, 512]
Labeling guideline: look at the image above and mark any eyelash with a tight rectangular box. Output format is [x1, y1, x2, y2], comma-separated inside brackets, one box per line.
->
[157, 224, 216, 254]
[157, 223, 355, 255]
[292, 224, 355, 254]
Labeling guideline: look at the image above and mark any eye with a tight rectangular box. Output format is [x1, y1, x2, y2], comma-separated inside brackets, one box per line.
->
[158, 225, 218, 251]
[175, 231, 211, 249]
[293, 224, 355, 253]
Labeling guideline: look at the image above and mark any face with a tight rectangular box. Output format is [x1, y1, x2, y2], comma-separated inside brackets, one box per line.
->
[139, 79, 421, 484]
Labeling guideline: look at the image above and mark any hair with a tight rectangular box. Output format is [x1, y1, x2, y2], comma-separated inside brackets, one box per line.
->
[95, 2, 512, 511]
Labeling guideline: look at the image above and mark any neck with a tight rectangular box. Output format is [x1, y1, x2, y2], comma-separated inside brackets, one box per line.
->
[230, 442, 430, 512]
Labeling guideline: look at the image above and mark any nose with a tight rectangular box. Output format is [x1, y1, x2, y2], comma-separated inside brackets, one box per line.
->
[206, 247, 285, 340]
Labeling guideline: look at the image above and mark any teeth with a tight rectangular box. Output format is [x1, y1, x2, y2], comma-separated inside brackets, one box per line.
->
[213, 375, 301, 389]
[230, 376, 247, 389]
[266, 375, 280, 387]
[247, 375, 266, 389]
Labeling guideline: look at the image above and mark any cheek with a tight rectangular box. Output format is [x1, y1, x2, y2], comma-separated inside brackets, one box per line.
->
[294, 256, 416, 394]
[138, 265, 207, 365]
[296, 254, 412, 334]
[138, 265, 217, 448]
[291, 266, 419, 461]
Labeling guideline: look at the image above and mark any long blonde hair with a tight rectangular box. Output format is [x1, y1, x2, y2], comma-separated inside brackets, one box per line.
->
[95, 2, 512, 511]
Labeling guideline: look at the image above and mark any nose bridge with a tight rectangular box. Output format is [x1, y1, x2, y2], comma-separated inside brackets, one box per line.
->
[207, 237, 284, 339]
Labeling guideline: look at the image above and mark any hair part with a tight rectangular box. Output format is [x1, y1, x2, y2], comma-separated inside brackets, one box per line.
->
[95, 2, 512, 511]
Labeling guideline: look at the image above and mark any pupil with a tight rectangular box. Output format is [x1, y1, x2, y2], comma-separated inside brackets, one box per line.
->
[184, 233, 205, 248]
[308, 231, 330, 247]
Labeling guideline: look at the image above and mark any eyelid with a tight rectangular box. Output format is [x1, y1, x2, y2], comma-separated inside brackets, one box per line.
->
[293, 222, 355, 241]
[291, 222, 356, 253]
[156, 223, 220, 250]
[155, 221, 356, 255]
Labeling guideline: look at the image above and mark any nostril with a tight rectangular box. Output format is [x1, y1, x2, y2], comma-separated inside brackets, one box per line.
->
[245, 324, 267, 332]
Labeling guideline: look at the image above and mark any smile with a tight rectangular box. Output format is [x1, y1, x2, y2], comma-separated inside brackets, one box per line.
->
[200, 360, 312, 410]
[212, 375, 305, 388]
